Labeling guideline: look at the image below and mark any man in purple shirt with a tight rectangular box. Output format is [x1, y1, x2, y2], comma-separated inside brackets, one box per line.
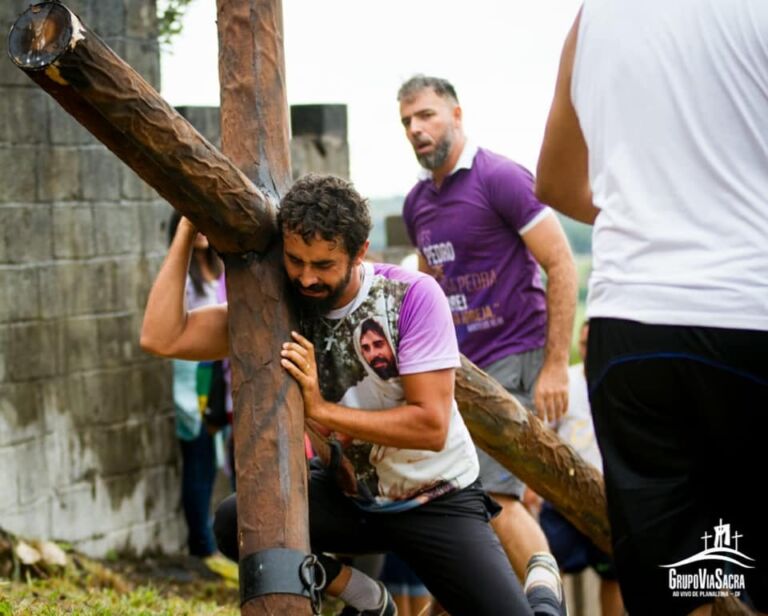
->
[399, 75, 577, 581]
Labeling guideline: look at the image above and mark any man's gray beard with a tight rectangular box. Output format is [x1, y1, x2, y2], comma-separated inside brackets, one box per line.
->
[416, 133, 452, 170]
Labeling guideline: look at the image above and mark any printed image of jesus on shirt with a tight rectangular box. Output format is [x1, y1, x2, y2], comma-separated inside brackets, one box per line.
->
[302, 261, 479, 512]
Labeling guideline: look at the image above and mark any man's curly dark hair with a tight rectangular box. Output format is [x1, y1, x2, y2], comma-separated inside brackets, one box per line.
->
[360, 318, 387, 341]
[278, 174, 373, 257]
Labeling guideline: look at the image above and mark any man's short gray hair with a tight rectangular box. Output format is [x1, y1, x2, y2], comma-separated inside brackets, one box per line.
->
[397, 75, 459, 104]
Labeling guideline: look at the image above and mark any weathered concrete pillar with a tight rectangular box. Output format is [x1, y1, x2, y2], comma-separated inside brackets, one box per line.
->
[176, 103, 351, 181]
[290, 104, 350, 180]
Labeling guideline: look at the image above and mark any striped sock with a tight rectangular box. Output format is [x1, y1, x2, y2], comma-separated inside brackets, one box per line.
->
[524, 552, 563, 603]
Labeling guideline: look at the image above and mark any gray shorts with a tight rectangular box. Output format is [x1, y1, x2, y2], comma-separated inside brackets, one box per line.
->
[476, 348, 544, 498]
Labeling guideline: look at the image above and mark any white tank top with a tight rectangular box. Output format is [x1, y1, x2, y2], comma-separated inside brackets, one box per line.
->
[572, 0, 768, 331]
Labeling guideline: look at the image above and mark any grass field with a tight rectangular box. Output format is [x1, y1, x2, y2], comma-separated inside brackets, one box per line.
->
[0, 546, 349, 615]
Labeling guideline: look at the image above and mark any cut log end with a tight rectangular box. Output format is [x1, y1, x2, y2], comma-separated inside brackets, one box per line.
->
[8, 2, 76, 70]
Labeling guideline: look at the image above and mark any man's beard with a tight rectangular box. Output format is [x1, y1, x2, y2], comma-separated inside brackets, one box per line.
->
[290, 263, 354, 316]
[370, 358, 398, 380]
[416, 131, 453, 170]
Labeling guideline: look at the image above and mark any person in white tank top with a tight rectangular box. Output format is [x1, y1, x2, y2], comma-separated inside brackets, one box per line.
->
[536, 2, 768, 615]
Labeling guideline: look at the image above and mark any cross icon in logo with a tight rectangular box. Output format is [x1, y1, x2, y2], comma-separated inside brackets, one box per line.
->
[733, 531, 743, 552]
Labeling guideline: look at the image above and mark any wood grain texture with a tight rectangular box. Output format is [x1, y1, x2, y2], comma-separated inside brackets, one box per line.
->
[225, 251, 310, 615]
[8, 2, 277, 255]
[455, 355, 611, 554]
[214, 1, 311, 613]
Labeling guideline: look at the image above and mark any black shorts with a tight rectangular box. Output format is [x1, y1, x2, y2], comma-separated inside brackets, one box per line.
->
[587, 318, 768, 615]
[539, 501, 615, 580]
[214, 466, 563, 616]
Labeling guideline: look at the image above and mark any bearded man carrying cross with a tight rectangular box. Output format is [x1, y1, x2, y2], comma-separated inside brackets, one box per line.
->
[141, 174, 565, 616]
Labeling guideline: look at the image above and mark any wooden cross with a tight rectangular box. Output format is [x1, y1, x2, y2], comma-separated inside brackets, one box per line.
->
[9, 2, 610, 615]
[10, 2, 310, 613]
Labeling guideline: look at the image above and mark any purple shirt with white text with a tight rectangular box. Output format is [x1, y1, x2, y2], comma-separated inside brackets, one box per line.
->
[403, 147, 548, 368]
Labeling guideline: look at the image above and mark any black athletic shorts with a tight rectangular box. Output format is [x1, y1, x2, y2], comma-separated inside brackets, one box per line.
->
[214, 466, 561, 615]
[587, 318, 768, 615]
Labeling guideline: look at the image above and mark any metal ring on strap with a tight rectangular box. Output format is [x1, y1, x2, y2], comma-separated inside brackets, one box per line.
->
[239, 548, 325, 614]
[300, 553, 326, 613]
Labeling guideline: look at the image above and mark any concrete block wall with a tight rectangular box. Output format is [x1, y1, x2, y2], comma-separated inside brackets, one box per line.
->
[0, 0, 183, 556]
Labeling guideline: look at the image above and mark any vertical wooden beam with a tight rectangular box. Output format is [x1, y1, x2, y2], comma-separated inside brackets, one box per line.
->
[216, 0, 292, 193]
[214, 1, 311, 614]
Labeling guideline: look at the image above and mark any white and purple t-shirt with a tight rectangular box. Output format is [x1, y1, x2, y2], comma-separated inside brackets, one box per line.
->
[403, 146, 548, 368]
[301, 262, 479, 512]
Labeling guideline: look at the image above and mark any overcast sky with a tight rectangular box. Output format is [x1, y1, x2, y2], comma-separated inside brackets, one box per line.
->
[161, 1, 581, 199]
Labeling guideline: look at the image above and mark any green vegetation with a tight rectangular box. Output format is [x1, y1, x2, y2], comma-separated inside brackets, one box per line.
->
[0, 534, 240, 616]
[0, 579, 237, 615]
[0, 574, 345, 615]
[157, 0, 197, 46]
[556, 213, 592, 256]
[0, 546, 347, 615]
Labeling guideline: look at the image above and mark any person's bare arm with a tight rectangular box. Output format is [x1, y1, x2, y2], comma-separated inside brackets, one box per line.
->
[281, 331, 452, 451]
[535, 10, 598, 225]
[522, 213, 577, 422]
[140, 217, 229, 360]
